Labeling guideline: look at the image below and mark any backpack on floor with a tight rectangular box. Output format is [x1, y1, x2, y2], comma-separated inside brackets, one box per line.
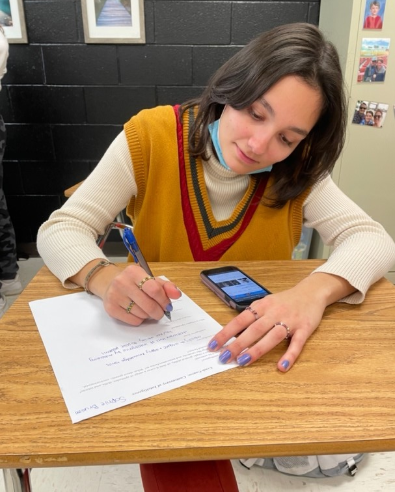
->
[240, 453, 364, 478]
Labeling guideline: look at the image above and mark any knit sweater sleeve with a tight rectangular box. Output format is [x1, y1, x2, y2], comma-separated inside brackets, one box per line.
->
[0, 29, 9, 90]
[37, 131, 137, 288]
[304, 175, 395, 303]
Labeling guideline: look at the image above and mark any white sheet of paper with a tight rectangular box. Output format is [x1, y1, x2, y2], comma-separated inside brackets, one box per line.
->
[29, 286, 236, 423]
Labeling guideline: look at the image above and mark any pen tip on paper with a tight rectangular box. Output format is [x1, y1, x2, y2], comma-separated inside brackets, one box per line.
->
[164, 311, 172, 321]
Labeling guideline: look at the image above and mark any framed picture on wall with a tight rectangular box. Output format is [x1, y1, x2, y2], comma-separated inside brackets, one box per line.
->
[81, 0, 145, 44]
[0, 0, 28, 43]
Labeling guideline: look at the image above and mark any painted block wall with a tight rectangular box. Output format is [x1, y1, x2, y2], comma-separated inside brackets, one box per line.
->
[1, 0, 320, 245]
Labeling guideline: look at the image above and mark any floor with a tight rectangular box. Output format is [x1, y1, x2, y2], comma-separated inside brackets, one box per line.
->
[1, 257, 395, 491]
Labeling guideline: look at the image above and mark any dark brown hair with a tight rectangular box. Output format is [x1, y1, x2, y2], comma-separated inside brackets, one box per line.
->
[181, 23, 347, 208]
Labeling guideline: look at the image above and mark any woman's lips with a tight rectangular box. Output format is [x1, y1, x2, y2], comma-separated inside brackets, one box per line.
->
[235, 144, 258, 165]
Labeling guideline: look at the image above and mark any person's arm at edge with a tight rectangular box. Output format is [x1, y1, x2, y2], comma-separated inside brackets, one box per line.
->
[37, 131, 136, 289]
[303, 174, 395, 304]
[0, 28, 8, 89]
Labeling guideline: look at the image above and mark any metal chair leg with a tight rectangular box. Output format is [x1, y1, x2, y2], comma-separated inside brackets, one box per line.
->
[96, 221, 134, 249]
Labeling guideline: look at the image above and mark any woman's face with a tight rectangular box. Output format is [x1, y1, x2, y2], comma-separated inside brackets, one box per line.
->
[218, 76, 322, 174]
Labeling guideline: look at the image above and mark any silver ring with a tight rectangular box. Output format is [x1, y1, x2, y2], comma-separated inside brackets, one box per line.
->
[126, 300, 135, 314]
[245, 306, 259, 321]
[272, 322, 291, 340]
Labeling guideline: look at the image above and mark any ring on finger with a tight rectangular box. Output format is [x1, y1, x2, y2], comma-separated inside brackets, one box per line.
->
[138, 275, 155, 290]
[126, 300, 135, 314]
[245, 305, 259, 321]
[272, 321, 291, 340]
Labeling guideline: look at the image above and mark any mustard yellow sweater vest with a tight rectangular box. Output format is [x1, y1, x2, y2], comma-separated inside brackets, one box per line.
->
[124, 105, 308, 262]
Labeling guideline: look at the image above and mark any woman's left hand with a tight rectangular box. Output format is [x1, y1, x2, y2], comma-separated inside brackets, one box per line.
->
[207, 273, 354, 371]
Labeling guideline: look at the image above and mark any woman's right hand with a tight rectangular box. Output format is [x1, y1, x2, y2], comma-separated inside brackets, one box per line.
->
[72, 261, 181, 326]
[102, 264, 181, 325]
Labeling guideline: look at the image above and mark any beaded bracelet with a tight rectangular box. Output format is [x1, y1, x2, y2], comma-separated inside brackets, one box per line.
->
[84, 259, 114, 295]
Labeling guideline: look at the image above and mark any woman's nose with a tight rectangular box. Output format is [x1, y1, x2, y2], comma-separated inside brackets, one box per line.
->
[247, 130, 270, 155]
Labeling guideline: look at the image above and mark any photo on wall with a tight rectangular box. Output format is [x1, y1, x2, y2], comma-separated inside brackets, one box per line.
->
[0, 0, 27, 43]
[351, 100, 388, 128]
[363, 0, 386, 30]
[81, 0, 145, 44]
[357, 38, 390, 83]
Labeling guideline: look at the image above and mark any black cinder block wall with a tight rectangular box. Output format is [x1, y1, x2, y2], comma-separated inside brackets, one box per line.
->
[1, 0, 320, 249]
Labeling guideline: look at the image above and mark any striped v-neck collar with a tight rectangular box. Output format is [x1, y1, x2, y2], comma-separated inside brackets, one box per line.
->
[175, 105, 269, 261]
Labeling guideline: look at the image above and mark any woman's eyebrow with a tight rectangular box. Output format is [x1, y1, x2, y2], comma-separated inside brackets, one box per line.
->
[259, 97, 309, 137]
[259, 97, 275, 116]
[288, 126, 308, 137]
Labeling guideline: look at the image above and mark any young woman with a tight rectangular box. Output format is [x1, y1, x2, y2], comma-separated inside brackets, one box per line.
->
[37, 23, 395, 491]
[373, 109, 383, 127]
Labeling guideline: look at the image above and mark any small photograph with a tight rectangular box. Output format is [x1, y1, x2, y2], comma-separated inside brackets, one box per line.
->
[0, 0, 12, 26]
[363, 0, 386, 30]
[351, 100, 389, 128]
[81, 0, 145, 44]
[94, 0, 131, 27]
[0, 0, 27, 43]
[357, 38, 390, 82]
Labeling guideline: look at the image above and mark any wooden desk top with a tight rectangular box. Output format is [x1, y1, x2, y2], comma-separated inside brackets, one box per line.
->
[1, 260, 395, 469]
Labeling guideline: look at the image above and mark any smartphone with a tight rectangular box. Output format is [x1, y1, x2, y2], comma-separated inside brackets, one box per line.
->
[200, 266, 271, 312]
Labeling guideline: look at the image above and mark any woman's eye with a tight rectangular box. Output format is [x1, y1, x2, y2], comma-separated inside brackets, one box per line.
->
[248, 108, 262, 120]
[280, 134, 292, 147]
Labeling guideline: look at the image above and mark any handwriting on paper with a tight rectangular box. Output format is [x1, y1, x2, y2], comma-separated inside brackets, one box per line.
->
[30, 287, 236, 423]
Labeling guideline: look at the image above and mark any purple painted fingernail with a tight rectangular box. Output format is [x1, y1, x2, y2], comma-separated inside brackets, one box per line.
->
[237, 353, 251, 366]
[208, 340, 218, 350]
[219, 350, 231, 364]
[281, 360, 290, 370]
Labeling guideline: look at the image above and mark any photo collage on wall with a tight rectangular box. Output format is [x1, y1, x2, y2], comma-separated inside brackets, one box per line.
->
[352, 0, 390, 129]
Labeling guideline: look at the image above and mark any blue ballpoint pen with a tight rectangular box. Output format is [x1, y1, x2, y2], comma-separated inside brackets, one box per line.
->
[123, 228, 172, 321]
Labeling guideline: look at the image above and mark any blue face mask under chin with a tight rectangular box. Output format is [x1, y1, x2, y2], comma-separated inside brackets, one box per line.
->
[208, 118, 272, 175]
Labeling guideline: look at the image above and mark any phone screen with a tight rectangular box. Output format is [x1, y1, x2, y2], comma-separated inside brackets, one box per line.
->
[206, 269, 270, 304]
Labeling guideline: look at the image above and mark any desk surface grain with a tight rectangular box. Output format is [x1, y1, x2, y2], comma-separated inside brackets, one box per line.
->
[1, 260, 395, 468]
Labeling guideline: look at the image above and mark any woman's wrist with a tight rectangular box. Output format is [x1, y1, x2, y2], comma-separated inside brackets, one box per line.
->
[70, 259, 122, 299]
[87, 263, 122, 298]
[298, 272, 356, 306]
[84, 260, 115, 295]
